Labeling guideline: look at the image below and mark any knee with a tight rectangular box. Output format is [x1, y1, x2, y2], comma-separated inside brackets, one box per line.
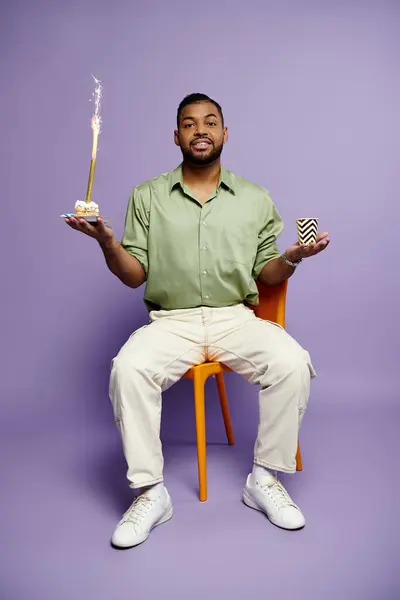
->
[110, 347, 151, 385]
[261, 350, 312, 387]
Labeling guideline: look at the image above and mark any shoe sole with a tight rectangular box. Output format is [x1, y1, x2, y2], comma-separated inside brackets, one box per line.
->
[242, 488, 305, 531]
[111, 504, 174, 549]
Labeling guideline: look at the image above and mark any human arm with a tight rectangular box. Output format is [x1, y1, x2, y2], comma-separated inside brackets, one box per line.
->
[64, 186, 149, 288]
[258, 232, 330, 286]
[252, 190, 330, 287]
[64, 216, 146, 288]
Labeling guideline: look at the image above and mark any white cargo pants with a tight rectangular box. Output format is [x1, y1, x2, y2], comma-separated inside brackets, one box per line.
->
[109, 304, 316, 489]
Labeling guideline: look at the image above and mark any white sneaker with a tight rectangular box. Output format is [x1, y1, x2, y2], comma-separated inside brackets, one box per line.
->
[111, 486, 173, 548]
[243, 473, 305, 530]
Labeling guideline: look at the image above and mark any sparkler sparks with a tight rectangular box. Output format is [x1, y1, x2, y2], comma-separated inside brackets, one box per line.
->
[90, 75, 102, 137]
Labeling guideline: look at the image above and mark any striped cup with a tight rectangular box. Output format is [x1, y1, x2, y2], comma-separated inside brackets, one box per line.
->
[296, 218, 318, 246]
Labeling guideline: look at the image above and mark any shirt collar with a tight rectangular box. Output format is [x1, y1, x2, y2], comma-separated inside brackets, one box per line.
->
[169, 164, 236, 195]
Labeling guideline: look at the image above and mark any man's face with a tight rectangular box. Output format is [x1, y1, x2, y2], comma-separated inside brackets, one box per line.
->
[174, 101, 228, 166]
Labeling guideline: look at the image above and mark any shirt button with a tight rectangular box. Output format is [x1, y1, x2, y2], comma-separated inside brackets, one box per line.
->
[202, 270, 207, 275]
[205, 295, 210, 299]
[203, 246, 208, 251]
[202, 221, 207, 226]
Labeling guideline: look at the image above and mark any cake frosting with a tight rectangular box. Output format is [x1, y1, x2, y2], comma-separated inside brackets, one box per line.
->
[74, 200, 100, 216]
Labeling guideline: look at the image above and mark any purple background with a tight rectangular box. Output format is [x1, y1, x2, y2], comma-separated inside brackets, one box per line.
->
[2, 0, 399, 598]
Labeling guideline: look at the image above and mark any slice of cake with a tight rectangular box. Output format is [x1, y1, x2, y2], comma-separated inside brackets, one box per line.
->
[74, 200, 100, 217]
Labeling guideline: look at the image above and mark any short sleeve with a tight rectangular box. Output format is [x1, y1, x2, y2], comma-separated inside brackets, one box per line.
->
[252, 190, 284, 279]
[121, 187, 149, 276]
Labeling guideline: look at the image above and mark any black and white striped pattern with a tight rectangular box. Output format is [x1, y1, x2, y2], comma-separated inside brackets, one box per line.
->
[296, 218, 318, 246]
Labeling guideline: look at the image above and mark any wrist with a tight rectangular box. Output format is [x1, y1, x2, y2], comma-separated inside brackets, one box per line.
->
[281, 252, 302, 268]
[284, 247, 300, 262]
[99, 236, 118, 253]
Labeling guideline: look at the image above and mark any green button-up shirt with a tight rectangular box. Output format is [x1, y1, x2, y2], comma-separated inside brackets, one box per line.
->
[121, 165, 284, 311]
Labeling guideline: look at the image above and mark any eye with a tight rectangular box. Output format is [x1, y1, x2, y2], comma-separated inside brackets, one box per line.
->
[207, 121, 217, 127]
[183, 123, 193, 129]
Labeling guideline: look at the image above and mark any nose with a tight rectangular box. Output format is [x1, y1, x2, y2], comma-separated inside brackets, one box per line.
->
[193, 124, 208, 137]
[194, 130, 208, 139]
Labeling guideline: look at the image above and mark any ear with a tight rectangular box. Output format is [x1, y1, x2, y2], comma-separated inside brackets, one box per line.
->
[174, 129, 180, 147]
[223, 126, 228, 144]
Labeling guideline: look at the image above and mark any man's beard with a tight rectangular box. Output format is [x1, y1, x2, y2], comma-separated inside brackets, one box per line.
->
[180, 141, 224, 166]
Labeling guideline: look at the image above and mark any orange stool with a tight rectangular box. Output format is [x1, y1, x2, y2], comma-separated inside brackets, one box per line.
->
[183, 280, 303, 501]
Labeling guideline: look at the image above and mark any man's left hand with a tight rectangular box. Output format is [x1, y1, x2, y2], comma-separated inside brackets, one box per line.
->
[285, 232, 330, 263]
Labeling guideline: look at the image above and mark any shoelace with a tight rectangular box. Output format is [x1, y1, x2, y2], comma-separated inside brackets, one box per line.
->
[121, 495, 154, 526]
[260, 480, 298, 511]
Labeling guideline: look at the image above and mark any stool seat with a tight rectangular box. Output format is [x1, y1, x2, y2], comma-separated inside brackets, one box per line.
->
[184, 362, 231, 379]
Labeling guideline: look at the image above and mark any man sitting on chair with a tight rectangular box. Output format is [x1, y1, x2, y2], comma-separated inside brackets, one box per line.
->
[65, 93, 330, 548]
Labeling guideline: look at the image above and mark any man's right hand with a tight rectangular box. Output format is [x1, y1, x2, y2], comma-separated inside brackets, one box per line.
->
[64, 216, 116, 249]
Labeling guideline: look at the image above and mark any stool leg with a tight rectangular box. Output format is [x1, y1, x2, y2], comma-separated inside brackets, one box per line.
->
[215, 372, 235, 445]
[193, 370, 207, 501]
[296, 441, 303, 471]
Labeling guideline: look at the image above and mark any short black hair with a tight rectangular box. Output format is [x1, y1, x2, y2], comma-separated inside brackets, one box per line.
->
[177, 93, 224, 128]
